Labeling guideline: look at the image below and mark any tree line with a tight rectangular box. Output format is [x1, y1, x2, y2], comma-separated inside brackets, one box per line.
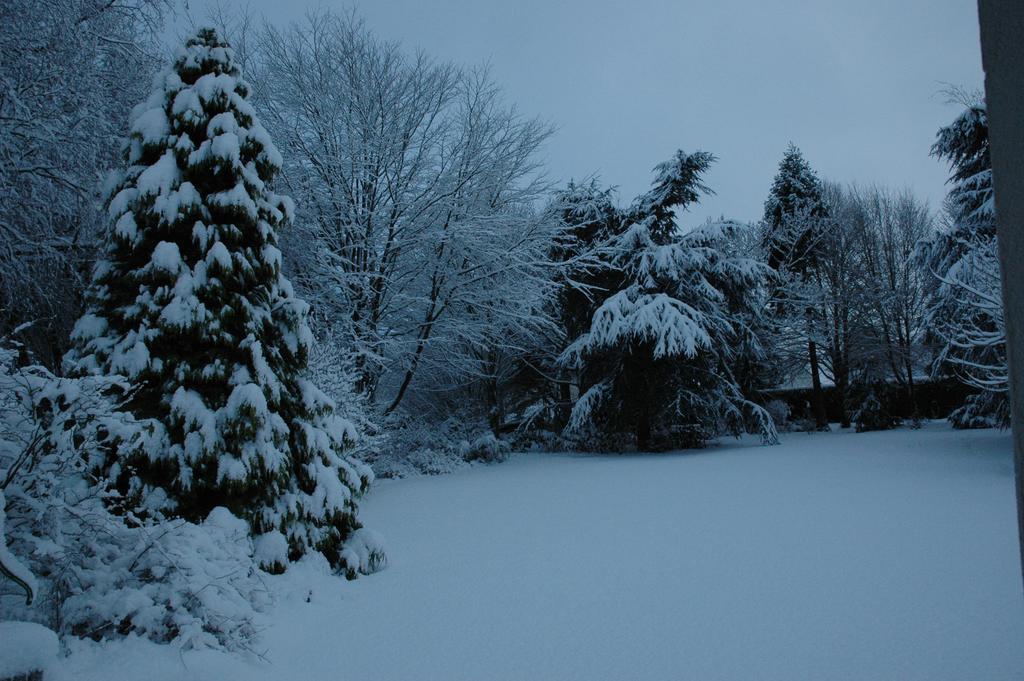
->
[0, 0, 1006, 648]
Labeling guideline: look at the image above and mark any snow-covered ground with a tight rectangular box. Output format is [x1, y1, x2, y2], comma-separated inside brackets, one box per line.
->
[53, 422, 1024, 680]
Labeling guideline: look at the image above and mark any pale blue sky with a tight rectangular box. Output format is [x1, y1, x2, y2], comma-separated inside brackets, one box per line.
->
[181, 0, 983, 224]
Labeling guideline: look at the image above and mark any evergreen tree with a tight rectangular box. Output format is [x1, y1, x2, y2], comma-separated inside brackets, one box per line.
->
[932, 101, 993, 239]
[763, 143, 829, 273]
[551, 186, 623, 341]
[67, 28, 383, 576]
[922, 98, 1007, 428]
[762, 144, 830, 429]
[562, 151, 777, 450]
[547, 180, 624, 427]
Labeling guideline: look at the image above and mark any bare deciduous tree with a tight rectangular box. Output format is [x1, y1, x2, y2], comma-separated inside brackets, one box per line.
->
[0, 0, 166, 365]
[249, 10, 565, 415]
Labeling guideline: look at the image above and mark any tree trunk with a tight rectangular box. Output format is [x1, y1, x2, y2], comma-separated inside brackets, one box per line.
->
[557, 379, 572, 429]
[808, 338, 828, 429]
[636, 408, 652, 452]
[484, 351, 502, 435]
[836, 362, 851, 429]
[832, 302, 851, 428]
[634, 359, 653, 450]
[906, 359, 917, 418]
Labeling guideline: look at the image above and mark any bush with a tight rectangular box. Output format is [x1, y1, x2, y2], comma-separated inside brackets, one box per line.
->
[764, 399, 792, 432]
[0, 345, 266, 651]
[459, 433, 511, 463]
[57, 509, 268, 649]
[767, 378, 976, 424]
[852, 391, 899, 433]
[788, 415, 820, 433]
[949, 390, 1009, 430]
[558, 425, 636, 453]
[657, 424, 714, 450]
[363, 413, 472, 478]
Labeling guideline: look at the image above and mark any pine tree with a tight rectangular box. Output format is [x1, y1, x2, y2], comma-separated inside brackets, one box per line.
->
[932, 101, 993, 239]
[547, 181, 623, 427]
[551, 186, 622, 343]
[562, 151, 777, 450]
[762, 144, 830, 430]
[67, 28, 383, 576]
[922, 98, 1007, 428]
[763, 143, 828, 273]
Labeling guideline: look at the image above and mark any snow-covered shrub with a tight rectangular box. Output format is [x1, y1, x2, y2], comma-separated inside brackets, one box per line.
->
[0, 489, 36, 607]
[503, 401, 571, 453]
[459, 433, 511, 463]
[0, 345, 266, 651]
[370, 446, 467, 479]
[852, 391, 899, 433]
[366, 409, 522, 476]
[363, 413, 471, 479]
[58, 509, 267, 649]
[790, 417, 818, 433]
[909, 409, 924, 430]
[508, 428, 564, 453]
[764, 399, 792, 432]
[0, 620, 59, 681]
[337, 528, 387, 579]
[561, 426, 638, 454]
[949, 391, 1008, 430]
[660, 424, 715, 450]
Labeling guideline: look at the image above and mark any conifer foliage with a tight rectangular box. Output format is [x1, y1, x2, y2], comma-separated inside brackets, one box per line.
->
[762, 144, 829, 274]
[67, 28, 383, 576]
[761, 144, 831, 430]
[562, 151, 777, 450]
[921, 98, 1007, 427]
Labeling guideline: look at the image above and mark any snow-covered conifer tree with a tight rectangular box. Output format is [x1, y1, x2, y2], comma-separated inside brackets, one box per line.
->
[67, 28, 383, 575]
[921, 97, 1007, 427]
[562, 151, 777, 450]
[762, 144, 831, 429]
[546, 180, 624, 428]
[763, 144, 829, 273]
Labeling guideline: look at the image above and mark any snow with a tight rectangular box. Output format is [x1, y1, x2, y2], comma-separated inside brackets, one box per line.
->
[210, 132, 241, 163]
[340, 528, 387, 576]
[587, 289, 712, 358]
[107, 186, 139, 219]
[131, 106, 169, 145]
[254, 530, 289, 569]
[0, 621, 59, 677]
[245, 122, 283, 170]
[170, 387, 217, 462]
[136, 151, 180, 198]
[193, 132, 242, 168]
[51, 505, 267, 651]
[159, 287, 205, 328]
[46, 423, 1024, 680]
[150, 240, 182, 273]
[207, 112, 240, 137]
[108, 335, 150, 377]
[0, 491, 36, 605]
[113, 211, 138, 242]
[154, 182, 202, 226]
[209, 182, 259, 220]
[70, 313, 107, 343]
